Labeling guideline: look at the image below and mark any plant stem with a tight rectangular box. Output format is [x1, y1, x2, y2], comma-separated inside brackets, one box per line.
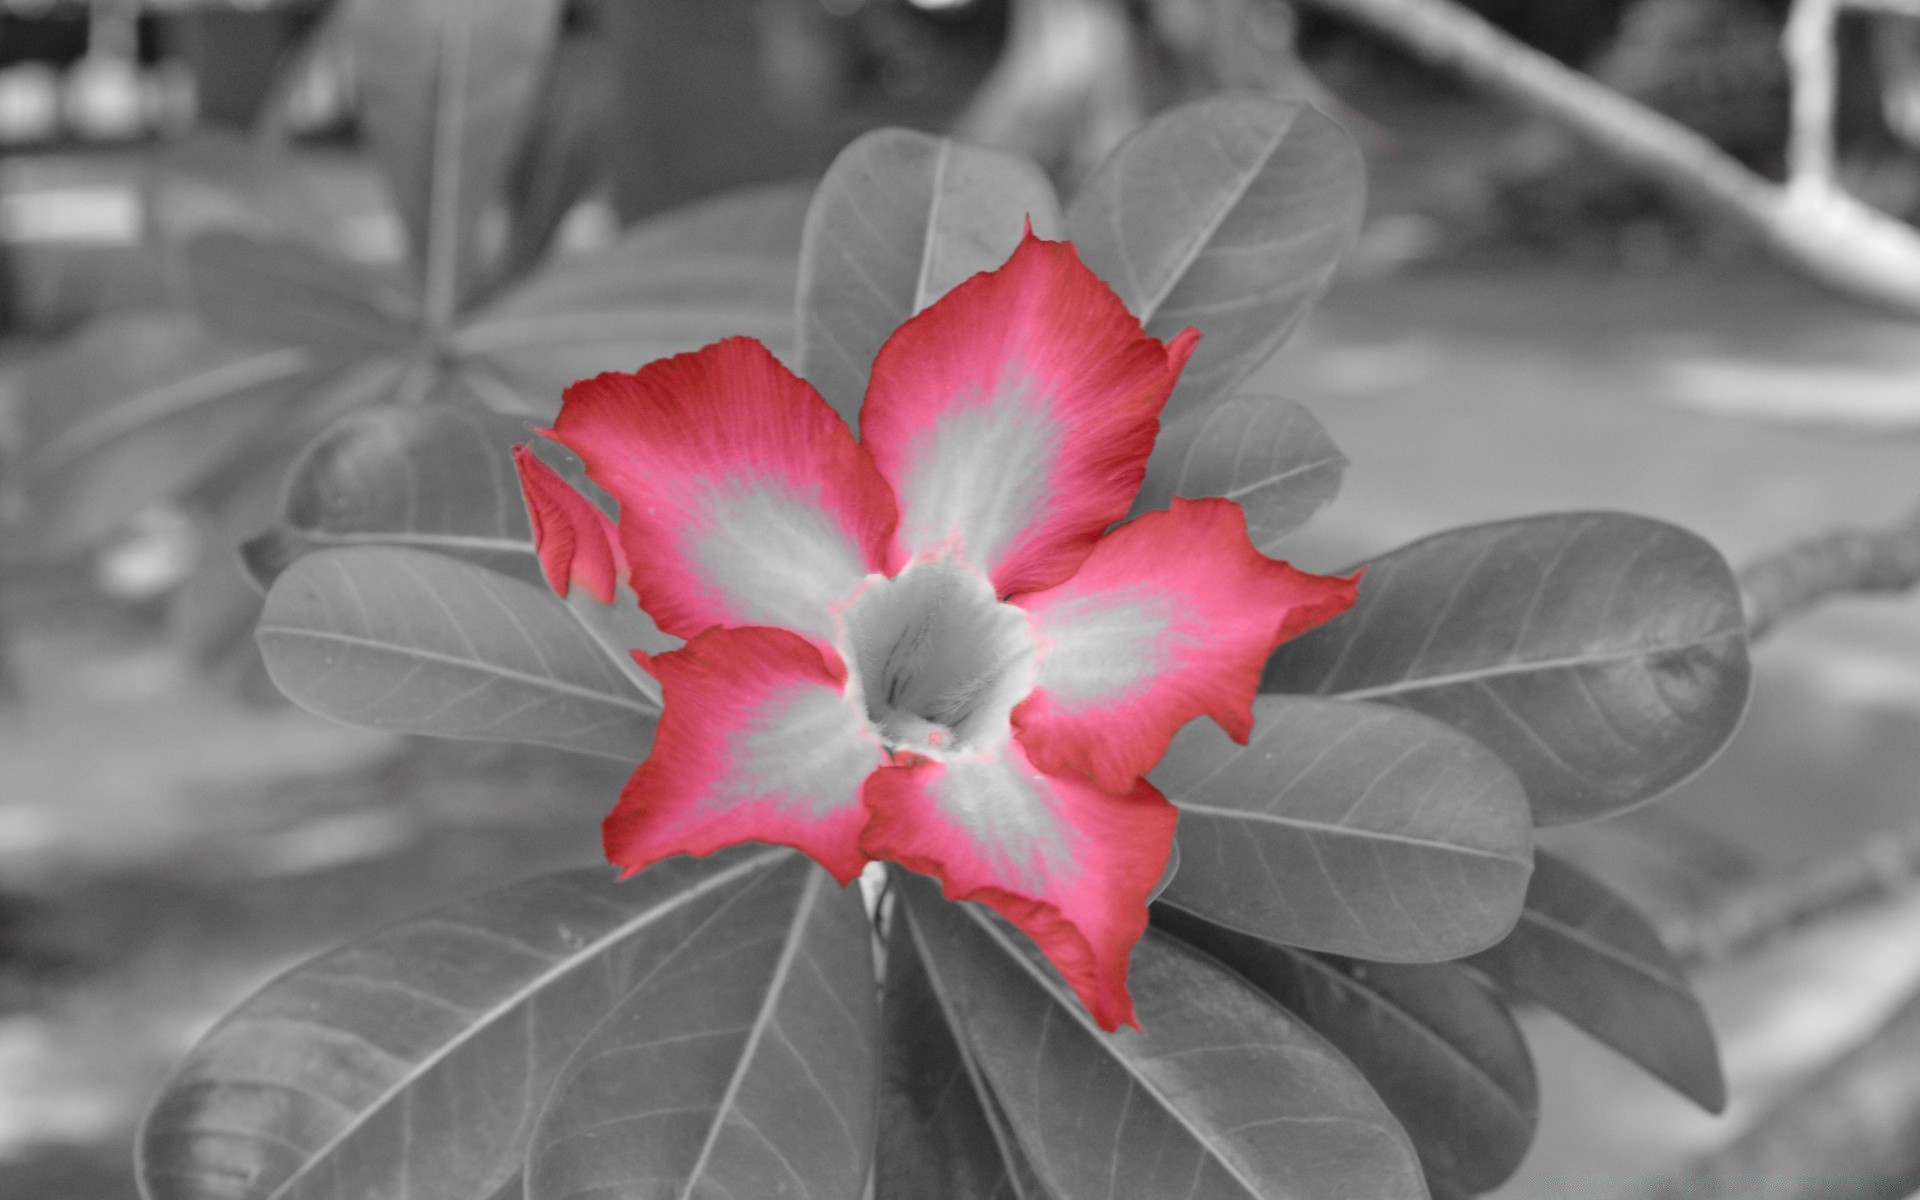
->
[1287, 0, 1920, 316]
[1649, 982, 1920, 1200]
[1666, 819, 1920, 967]
[1736, 503, 1920, 639]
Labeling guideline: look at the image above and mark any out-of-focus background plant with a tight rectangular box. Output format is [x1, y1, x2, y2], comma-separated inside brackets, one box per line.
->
[1, 1, 1919, 1198]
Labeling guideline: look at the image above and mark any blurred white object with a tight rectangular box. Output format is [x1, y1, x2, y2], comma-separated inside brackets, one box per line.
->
[63, 55, 145, 142]
[0, 181, 142, 246]
[95, 504, 201, 601]
[0, 62, 61, 145]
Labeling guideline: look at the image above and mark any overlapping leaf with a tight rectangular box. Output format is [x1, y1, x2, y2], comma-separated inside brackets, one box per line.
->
[17, 312, 315, 552]
[345, 0, 563, 318]
[1467, 851, 1726, 1112]
[241, 406, 542, 587]
[1157, 909, 1538, 1193]
[459, 183, 809, 404]
[898, 873, 1426, 1200]
[527, 859, 878, 1200]
[1130, 393, 1346, 546]
[1263, 512, 1752, 824]
[795, 129, 1063, 429]
[183, 230, 420, 355]
[259, 546, 657, 759]
[1150, 695, 1533, 961]
[877, 902, 1048, 1200]
[138, 850, 794, 1200]
[1066, 96, 1364, 421]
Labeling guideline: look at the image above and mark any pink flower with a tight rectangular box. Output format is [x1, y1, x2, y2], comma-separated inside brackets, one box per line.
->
[514, 232, 1356, 1030]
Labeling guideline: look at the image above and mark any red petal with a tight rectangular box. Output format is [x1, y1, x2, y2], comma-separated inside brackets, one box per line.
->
[861, 739, 1178, 1030]
[606, 625, 885, 886]
[514, 445, 623, 604]
[860, 231, 1197, 596]
[1011, 497, 1358, 794]
[545, 338, 898, 647]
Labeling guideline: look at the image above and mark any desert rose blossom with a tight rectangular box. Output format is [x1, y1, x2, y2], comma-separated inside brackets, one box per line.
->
[513, 231, 1356, 1030]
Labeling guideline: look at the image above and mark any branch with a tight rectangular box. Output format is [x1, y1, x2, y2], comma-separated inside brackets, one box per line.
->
[1650, 981, 1920, 1200]
[1288, 0, 1920, 316]
[1736, 502, 1920, 639]
[1666, 818, 1920, 966]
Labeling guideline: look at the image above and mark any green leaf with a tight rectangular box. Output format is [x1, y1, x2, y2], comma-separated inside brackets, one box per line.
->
[1466, 851, 1726, 1113]
[183, 230, 420, 355]
[17, 313, 314, 552]
[258, 546, 657, 759]
[137, 849, 794, 1200]
[878, 899, 1049, 1200]
[242, 406, 541, 588]
[1151, 695, 1533, 961]
[1157, 909, 1538, 1193]
[795, 129, 1062, 431]
[458, 183, 808, 409]
[1262, 512, 1753, 825]
[526, 859, 878, 1200]
[1066, 96, 1364, 422]
[897, 873, 1427, 1200]
[1130, 393, 1346, 547]
[346, 0, 563, 323]
[495, 34, 612, 286]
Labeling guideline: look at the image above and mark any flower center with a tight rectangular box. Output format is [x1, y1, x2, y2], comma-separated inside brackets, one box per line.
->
[839, 557, 1036, 757]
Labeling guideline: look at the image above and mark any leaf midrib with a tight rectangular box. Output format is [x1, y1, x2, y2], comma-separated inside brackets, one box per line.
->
[1173, 804, 1526, 866]
[254, 625, 655, 714]
[1325, 627, 1746, 703]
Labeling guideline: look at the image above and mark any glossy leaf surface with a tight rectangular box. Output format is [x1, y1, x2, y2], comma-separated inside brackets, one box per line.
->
[18, 313, 314, 552]
[898, 873, 1426, 1200]
[347, 0, 562, 317]
[242, 406, 541, 587]
[259, 546, 657, 759]
[1066, 96, 1363, 420]
[1130, 393, 1346, 547]
[527, 859, 878, 1200]
[877, 901, 1043, 1200]
[459, 183, 808, 407]
[1151, 695, 1533, 961]
[1263, 512, 1752, 824]
[1157, 908, 1537, 1193]
[139, 850, 793, 1200]
[1467, 851, 1726, 1112]
[795, 129, 1062, 429]
[184, 230, 419, 354]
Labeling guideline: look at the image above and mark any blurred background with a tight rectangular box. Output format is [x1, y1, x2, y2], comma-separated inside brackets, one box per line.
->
[1, 1, 1919, 1197]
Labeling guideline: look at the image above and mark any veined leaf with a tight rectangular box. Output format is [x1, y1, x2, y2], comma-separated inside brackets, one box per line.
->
[259, 546, 658, 759]
[1066, 96, 1363, 421]
[898, 873, 1426, 1200]
[138, 850, 794, 1200]
[1157, 908, 1538, 1193]
[795, 129, 1062, 430]
[1151, 696, 1533, 961]
[526, 859, 878, 1200]
[1466, 851, 1726, 1112]
[878, 900, 1049, 1200]
[1262, 512, 1753, 825]
[243, 406, 541, 588]
[346, 0, 562, 323]
[1130, 393, 1346, 547]
[183, 230, 420, 355]
[17, 312, 314, 552]
[458, 183, 808, 407]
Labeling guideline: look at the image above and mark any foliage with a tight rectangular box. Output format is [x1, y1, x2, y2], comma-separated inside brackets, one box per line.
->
[9, 0, 796, 673]
[130, 50, 1753, 1200]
